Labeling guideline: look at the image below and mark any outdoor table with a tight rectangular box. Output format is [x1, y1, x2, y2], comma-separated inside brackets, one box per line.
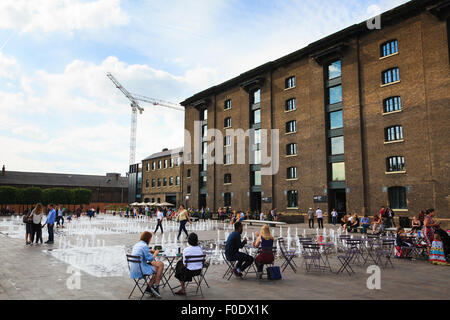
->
[360, 238, 378, 265]
[344, 239, 365, 265]
[154, 252, 182, 294]
[243, 244, 259, 276]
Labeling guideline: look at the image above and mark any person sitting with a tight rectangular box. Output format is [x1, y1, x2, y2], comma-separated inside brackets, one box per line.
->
[174, 233, 204, 295]
[372, 215, 381, 234]
[410, 215, 421, 234]
[360, 214, 371, 234]
[340, 214, 348, 228]
[239, 211, 246, 222]
[225, 222, 254, 277]
[253, 225, 275, 279]
[130, 231, 165, 299]
[342, 214, 353, 232]
[259, 211, 265, 221]
[230, 210, 238, 225]
[349, 214, 360, 233]
[395, 227, 413, 258]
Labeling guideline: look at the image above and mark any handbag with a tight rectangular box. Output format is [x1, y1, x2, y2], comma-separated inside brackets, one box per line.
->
[23, 213, 32, 224]
[266, 266, 282, 280]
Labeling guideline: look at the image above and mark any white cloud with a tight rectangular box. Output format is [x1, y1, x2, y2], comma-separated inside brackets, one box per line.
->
[0, 51, 18, 78]
[0, 0, 129, 34]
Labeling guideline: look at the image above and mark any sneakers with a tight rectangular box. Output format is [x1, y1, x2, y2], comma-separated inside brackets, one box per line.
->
[150, 285, 161, 299]
[232, 269, 243, 277]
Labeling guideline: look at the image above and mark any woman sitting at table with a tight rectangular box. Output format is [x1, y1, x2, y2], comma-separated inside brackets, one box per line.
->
[130, 231, 165, 298]
[341, 214, 353, 232]
[174, 233, 204, 295]
[395, 227, 413, 258]
[410, 215, 421, 234]
[349, 214, 360, 233]
[253, 225, 275, 279]
[372, 215, 381, 234]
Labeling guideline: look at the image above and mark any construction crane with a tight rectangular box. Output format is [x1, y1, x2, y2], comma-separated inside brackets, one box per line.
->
[106, 72, 184, 166]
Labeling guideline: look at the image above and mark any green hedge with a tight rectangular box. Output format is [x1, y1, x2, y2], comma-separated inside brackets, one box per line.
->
[0, 186, 92, 206]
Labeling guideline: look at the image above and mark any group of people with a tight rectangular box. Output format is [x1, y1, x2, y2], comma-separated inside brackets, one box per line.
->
[24, 203, 58, 245]
[307, 207, 324, 229]
[217, 207, 279, 224]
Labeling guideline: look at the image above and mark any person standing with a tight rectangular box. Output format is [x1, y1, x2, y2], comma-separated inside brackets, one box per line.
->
[154, 208, 164, 234]
[307, 208, 314, 229]
[96, 206, 100, 216]
[331, 209, 338, 226]
[176, 204, 191, 241]
[316, 207, 323, 229]
[76, 206, 82, 219]
[56, 205, 64, 228]
[24, 208, 33, 245]
[424, 208, 440, 255]
[31, 204, 44, 244]
[225, 222, 254, 277]
[45, 204, 56, 244]
[387, 207, 395, 227]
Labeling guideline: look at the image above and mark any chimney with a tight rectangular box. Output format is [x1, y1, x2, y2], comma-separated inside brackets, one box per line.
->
[1, 165, 5, 176]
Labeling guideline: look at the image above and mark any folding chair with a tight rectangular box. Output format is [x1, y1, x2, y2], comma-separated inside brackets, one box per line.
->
[176, 254, 209, 297]
[336, 247, 355, 276]
[221, 251, 237, 280]
[254, 246, 277, 280]
[376, 239, 395, 268]
[126, 254, 151, 300]
[277, 238, 297, 273]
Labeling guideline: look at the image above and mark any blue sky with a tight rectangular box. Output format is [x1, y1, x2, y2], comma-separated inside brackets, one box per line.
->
[0, 0, 408, 175]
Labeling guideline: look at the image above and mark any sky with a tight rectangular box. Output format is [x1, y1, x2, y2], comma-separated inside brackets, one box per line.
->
[0, 0, 409, 176]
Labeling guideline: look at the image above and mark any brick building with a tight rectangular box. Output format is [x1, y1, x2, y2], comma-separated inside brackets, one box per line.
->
[141, 148, 183, 206]
[180, 0, 450, 219]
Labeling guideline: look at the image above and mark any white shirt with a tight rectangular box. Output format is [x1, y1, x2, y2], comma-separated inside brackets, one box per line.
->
[260, 212, 265, 220]
[316, 209, 323, 218]
[157, 211, 163, 220]
[183, 246, 204, 270]
[32, 213, 44, 224]
[331, 210, 337, 217]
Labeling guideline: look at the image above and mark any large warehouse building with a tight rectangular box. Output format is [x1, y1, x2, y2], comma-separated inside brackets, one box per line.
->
[180, 0, 450, 219]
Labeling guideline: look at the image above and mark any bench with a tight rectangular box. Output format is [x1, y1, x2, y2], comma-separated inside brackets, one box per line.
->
[241, 220, 287, 227]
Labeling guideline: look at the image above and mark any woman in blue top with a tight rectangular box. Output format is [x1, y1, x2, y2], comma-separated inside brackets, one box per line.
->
[130, 231, 165, 298]
[253, 225, 275, 279]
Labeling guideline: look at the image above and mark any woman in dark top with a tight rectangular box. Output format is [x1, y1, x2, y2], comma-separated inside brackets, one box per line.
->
[253, 225, 275, 279]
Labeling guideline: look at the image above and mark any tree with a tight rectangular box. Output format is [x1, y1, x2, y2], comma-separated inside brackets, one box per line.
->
[71, 188, 92, 206]
[22, 187, 43, 207]
[0, 186, 18, 208]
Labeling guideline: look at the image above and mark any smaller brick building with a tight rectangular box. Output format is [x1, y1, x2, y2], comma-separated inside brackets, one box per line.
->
[141, 148, 183, 207]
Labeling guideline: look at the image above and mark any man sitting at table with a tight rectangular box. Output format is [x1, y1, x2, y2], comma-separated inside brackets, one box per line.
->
[174, 233, 204, 295]
[130, 231, 165, 298]
[225, 222, 254, 277]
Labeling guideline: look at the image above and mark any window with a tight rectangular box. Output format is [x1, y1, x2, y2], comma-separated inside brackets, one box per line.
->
[328, 85, 342, 104]
[328, 60, 342, 80]
[286, 120, 297, 133]
[163, 178, 167, 187]
[176, 157, 181, 166]
[224, 173, 232, 184]
[331, 162, 345, 181]
[152, 198, 155, 203]
[200, 108, 208, 121]
[170, 158, 174, 167]
[253, 150, 261, 165]
[224, 135, 231, 146]
[224, 99, 232, 110]
[224, 154, 232, 165]
[388, 186, 407, 209]
[252, 89, 261, 104]
[285, 76, 296, 89]
[224, 117, 232, 128]
[381, 40, 398, 57]
[329, 110, 343, 129]
[386, 156, 405, 172]
[383, 96, 402, 113]
[157, 178, 161, 187]
[200, 176, 207, 188]
[330, 136, 344, 155]
[145, 179, 149, 188]
[152, 162, 156, 170]
[385, 125, 403, 142]
[169, 177, 174, 186]
[252, 109, 261, 124]
[382, 68, 400, 85]
[201, 159, 207, 171]
[157, 198, 160, 203]
[151, 179, 155, 188]
[285, 98, 296, 111]
[287, 190, 298, 208]
[176, 176, 180, 186]
[287, 167, 298, 179]
[164, 159, 167, 169]
[252, 170, 261, 186]
[253, 129, 261, 145]
[187, 169, 191, 178]
[202, 124, 208, 138]
[286, 143, 297, 156]
[146, 163, 150, 172]
[187, 185, 191, 194]
[158, 160, 162, 169]
[224, 193, 231, 207]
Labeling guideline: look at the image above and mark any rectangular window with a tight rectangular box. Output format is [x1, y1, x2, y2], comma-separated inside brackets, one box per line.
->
[252, 89, 261, 104]
[252, 109, 261, 125]
[176, 176, 180, 186]
[330, 136, 344, 155]
[187, 169, 191, 178]
[224, 154, 232, 165]
[328, 85, 342, 105]
[285, 98, 296, 111]
[224, 99, 232, 110]
[329, 110, 343, 129]
[286, 120, 297, 133]
[253, 150, 261, 165]
[202, 124, 208, 138]
[224, 193, 231, 207]
[286, 143, 297, 156]
[254, 129, 261, 145]
[253, 170, 261, 186]
[331, 162, 345, 181]
[381, 40, 398, 57]
[383, 96, 402, 113]
[285, 76, 296, 89]
[287, 167, 298, 179]
[187, 185, 191, 194]
[202, 141, 208, 155]
[224, 135, 231, 146]
[287, 190, 298, 208]
[169, 177, 174, 186]
[388, 187, 407, 209]
[200, 109, 208, 121]
[224, 117, 232, 128]
[385, 125, 403, 142]
[386, 156, 405, 172]
[382, 68, 400, 85]
[151, 179, 155, 188]
[224, 174, 232, 184]
[328, 60, 342, 80]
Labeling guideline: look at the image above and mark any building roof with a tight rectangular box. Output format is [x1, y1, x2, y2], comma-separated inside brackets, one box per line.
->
[142, 147, 183, 161]
[0, 171, 128, 188]
[181, 0, 443, 106]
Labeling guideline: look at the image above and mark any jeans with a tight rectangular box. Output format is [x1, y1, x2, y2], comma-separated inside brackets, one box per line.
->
[362, 224, 370, 234]
[57, 216, 64, 226]
[154, 219, 164, 233]
[31, 223, 42, 243]
[177, 220, 188, 240]
[332, 216, 337, 225]
[308, 218, 314, 228]
[47, 224, 54, 242]
[228, 252, 254, 272]
[317, 218, 323, 229]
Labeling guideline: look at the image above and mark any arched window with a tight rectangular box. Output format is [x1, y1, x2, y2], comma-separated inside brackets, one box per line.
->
[381, 40, 398, 57]
[383, 96, 402, 113]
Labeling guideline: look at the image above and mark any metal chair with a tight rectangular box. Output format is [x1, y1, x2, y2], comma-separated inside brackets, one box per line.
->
[254, 246, 277, 280]
[126, 254, 151, 300]
[277, 237, 297, 273]
[376, 239, 395, 268]
[336, 247, 356, 276]
[179, 254, 209, 297]
[221, 250, 237, 280]
[302, 243, 332, 273]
